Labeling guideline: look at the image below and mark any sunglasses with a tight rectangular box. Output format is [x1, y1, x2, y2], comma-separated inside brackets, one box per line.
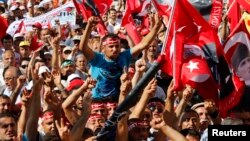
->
[21, 64, 28, 68]
[147, 103, 164, 113]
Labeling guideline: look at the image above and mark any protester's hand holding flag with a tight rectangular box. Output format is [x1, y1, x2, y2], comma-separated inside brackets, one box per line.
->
[156, 0, 221, 103]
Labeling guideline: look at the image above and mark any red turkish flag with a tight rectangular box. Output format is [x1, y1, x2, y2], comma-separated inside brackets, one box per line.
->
[127, 0, 143, 13]
[0, 16, 8, 39]
[159, 0, 212, 88]
[72, 0, 92, 21]
[94, 0, 112, 16]
[236, 0, 250, 13]
[182, 57, 219, 102]
[228, 0, 241, 31]
[121, 1, 142, 44]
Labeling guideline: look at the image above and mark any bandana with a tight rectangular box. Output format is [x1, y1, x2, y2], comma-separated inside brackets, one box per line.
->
[61, 60, 74, 68]
[106, 102, 117, 108]
[41, 111, 54, 122]
[128, 120, 148, 131]
[91, 103, 106, 110]
[88, 114, 104, 121]
[102, 38, 120, 46]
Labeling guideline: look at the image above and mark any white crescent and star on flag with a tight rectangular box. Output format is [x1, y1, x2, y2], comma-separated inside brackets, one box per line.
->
[186, 61, 199, 72]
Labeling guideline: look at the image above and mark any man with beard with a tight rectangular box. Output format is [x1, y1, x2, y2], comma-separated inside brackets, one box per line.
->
[85, 114, 105, 135]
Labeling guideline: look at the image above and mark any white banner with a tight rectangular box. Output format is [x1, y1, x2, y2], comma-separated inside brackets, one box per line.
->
[7, 2, 76, 36]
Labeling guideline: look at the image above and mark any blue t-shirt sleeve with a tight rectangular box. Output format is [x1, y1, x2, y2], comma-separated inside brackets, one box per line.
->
[89, 52, 103, 66]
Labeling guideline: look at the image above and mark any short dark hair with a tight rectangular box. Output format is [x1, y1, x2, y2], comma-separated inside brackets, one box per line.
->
[1, 34, 13, 43]
[108, 8, 117, 14]
[0, 95, 11, 100]
[102, 33, 120, 42]
[0, 113, 17, 122]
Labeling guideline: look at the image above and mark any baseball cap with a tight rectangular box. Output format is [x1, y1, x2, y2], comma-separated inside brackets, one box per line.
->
[32, 22, 42, 29]
[19, 41, 30, 47]
[72, 35, 81, 41]
[63, 46, 72, 53]
[67, 74, 81, 84]
[13, 33, 24, 40]
[38, 66, 50, 75]
[191, 102, 204, 110]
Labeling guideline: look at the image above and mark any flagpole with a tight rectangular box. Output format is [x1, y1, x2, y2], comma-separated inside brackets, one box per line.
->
[172, 22, 177, 88]
[150, 0, 177, 54]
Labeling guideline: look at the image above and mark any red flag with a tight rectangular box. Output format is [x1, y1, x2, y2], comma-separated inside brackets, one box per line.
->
[127, 0, 143, 13]
[121, 1, 142, 44]
[151, 0, 171, 24]
[72, 0, 92, 21]
[94, 0, 112, 16]
[159, 0, 220, 102]
[0, 16, 8, 39]
[236, 0, 250, 13]
[228, 0, 241, 31]
[220, 12, 250, 116]
[181, 57, 219, 102]
[151, 0, 171, 17]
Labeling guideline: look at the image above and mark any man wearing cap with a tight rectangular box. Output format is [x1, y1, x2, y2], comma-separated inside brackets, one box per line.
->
[230, 43, 250, 112]
[32, 22, 42, 39]
[19, 41, 31, 59]
[80, 15, 162, 101]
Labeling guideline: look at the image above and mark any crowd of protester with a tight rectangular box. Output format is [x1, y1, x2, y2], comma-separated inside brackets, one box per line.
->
[0, 0, 249, 141]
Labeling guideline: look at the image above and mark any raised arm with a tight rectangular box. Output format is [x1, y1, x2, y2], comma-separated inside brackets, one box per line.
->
[62, 78, 96, 124]
[131, 13, 162, 58]
[69, 92, 92, 141]
[129, 78, 157, 119]
[25, 70, 43, 141]
[17, 89, 31, 137]
[150, 118, 188, 141]
[10, 75, 26, 105]
[79, 17, 98, 61]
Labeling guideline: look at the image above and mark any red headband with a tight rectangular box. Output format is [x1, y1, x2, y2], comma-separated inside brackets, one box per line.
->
[102, 38, 120, 46]
[91, 103, 106, 110]
[42, 111, 54, 121]
[88, 114, 104, 121]
[106, 102, 117, 108]
[128, 120, 148, 131]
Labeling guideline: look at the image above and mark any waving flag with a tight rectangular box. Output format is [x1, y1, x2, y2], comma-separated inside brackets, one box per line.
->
[158, 0, 220, 102]
[220, 12, 250, 117]
[228, 0, 241, 31]
[121, 0, 142, 44]
[72, 0, 108, 36]
[236, 0, 250, 13]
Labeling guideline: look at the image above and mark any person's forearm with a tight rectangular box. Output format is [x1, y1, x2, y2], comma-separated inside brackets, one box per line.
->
[18, 106, 29, 136]
[62, 85, 87, 110]
[10, 86, 22, 105]
[52, 44, 59, 70]
[129, 91, 150, 119]
[131, 71, 143, 88]
[160, 125, 188, 141]
[26, 89, 41, 141]
[70, 106, 91, 141]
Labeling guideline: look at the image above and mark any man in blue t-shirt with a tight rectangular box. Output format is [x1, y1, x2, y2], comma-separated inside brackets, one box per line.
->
[80, 15, 162, 101]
